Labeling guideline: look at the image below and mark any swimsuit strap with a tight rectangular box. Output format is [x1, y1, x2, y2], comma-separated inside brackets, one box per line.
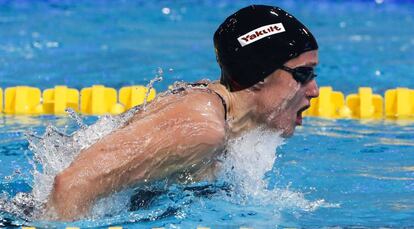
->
[210, 90, 228, 121]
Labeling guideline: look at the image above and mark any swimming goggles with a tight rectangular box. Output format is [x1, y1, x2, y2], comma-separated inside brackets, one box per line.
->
[280, 66, 317, 84]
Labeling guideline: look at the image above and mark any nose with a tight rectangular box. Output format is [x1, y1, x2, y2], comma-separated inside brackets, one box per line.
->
[305, 79, 319, 98]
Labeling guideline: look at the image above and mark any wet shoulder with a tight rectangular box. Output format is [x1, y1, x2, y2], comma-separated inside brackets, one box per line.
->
[127, 89, 226, 146]
[181, 90, 226, 121]
[178, 90, 227, 143]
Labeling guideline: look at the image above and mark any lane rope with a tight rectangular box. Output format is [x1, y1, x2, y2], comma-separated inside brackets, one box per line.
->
[1, 85, 413, 119]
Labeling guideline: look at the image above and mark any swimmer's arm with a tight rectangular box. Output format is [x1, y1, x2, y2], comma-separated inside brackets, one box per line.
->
[46, 104, 225, 220]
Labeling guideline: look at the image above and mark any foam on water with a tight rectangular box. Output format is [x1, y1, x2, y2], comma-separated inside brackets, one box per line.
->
[0, 94, 144, 221]
[30, 113, 129, 203]
[217, 127, 334, 211]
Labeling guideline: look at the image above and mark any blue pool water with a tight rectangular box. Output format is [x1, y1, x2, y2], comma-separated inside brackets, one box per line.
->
[1, 0, 414, 228]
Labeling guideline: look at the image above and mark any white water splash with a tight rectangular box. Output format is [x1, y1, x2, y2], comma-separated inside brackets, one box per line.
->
[26, 71, 166, 207]
[0, 113, 130, 220]
[218, 127, 332, 211]
[143, 68, 163, 110]
[0, 75, 165, 220]
[27, 113, 130, 206]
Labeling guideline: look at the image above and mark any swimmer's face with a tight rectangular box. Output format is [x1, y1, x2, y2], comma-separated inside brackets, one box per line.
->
[253, 50, 319, 137]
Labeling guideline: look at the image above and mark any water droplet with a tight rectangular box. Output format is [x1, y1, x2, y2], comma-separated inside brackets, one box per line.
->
[143, 68, 163, 110]
[66, 108, 87, 129]
[32, 41, 42, 49]
[162, 7, 171, 15]
[46, 41, 59, 48]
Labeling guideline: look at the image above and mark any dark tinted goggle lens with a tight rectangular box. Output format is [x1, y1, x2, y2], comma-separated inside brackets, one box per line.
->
[281, 66, 317, 84]
[292, 67, 316, 84]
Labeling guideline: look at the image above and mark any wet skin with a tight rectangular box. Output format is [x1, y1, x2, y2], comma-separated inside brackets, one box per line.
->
[45, 50, 319, 220]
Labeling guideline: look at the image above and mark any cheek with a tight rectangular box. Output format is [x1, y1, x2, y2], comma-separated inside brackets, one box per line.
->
[263, 107, 294, 131]
[255, 81, 301, 128]
[282, 87, 307, 115]
[270, 109, 295, 124]
[262, 96, 301, 131]
[291, 91, 306, 106]
[256, 93, 281, 116]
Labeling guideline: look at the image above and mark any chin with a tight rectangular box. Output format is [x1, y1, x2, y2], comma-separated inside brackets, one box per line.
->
[264, 118, 296, 137]
[280, 127, 295, 138]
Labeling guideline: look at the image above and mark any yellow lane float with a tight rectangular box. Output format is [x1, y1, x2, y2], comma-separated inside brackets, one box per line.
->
[4, 86, 42, 115]
[119, 85, 156, 110]
[303, 86, 349, 118]
[43, 86, 79, 115]
[80, 85, 124, 115]
[346, 87, 383, 119]
[0, 85, 414, 119]
[0, 88, 2, 113]
[385, 87, 414, 119]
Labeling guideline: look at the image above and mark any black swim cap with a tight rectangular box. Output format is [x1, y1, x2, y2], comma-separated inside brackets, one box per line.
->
[214, 5, 318, 91]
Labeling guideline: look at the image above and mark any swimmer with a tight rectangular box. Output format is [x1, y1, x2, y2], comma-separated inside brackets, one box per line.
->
[45, 5, 319, 220]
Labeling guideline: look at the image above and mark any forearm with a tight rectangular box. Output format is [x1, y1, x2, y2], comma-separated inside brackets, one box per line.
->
[46, 137, 218, 220]
[46, 130, 151, 220]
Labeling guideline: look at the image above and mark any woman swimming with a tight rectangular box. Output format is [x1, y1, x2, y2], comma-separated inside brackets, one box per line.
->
[45, 5, 319, 220]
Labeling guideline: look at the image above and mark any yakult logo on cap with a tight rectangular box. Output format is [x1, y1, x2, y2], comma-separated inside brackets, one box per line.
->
[237, 23, 285, 47]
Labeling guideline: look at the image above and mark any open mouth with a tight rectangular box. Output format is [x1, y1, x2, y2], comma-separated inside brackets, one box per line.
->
[295, 105, 310, 125]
